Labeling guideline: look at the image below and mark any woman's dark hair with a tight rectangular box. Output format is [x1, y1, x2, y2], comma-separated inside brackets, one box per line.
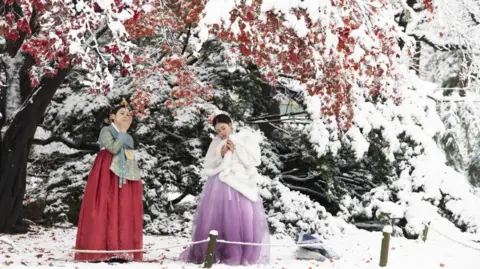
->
[212, 114, 232, 126]
[111, 98, 130, 115]
[111, 105, 129, 115]
[104, 98, 131, 124]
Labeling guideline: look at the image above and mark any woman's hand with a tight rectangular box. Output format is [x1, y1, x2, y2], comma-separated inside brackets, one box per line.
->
[226, 139, 235, 152]
[221, 145, 229, 157]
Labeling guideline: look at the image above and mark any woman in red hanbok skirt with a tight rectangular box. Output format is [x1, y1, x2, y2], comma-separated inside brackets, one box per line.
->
[74, 98, 143, 262]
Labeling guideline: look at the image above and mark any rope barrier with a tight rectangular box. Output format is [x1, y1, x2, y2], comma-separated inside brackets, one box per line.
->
[432, 87, 480, 91]
[216, 239, 327, 247]
[68, 238, 210, 254]
[2, 238, 210, 254]
[429, 226, 480, 252]
[3, 237, 329, 254]
[5, 225, 480, 262]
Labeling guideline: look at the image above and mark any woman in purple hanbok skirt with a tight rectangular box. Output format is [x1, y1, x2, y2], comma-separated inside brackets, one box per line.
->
[178, 114, 270, 266]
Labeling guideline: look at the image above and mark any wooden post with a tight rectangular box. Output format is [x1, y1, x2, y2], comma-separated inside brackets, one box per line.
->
[379, 226, 392, 267]
[422, 225, 429, 242]
[204, 230, 218, 268]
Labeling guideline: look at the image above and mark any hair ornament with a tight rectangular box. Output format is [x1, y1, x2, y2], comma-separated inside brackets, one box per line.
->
[120, 98, 128, 107]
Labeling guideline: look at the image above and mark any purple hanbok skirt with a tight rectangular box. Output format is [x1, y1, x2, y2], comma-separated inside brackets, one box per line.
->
[178, 174, 270, 265]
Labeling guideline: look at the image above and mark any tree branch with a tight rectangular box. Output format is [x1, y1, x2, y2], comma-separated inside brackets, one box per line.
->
[354, 221, 387, 232]
[154, 119, 184, 141]
[281, 168, 299, 175]
[335, 174, 374, 188]
[27, 173, 48, 178]
[169, 187, 190, 205]
[32, 135, 98, 151]
[410, 34, 467, 51]
[281, 173, 321, 183]
[0, 57, 8, 129]
[282, 182, 331, 200]
[469, 11, 480, 25]
[282, 182, 340, 213]
[247, 111, 307, 122]
[186, 55, 199, 65]
[86, 23, 109, 47]
[181, 25, 192, 56]
[5, 2, 24, 57]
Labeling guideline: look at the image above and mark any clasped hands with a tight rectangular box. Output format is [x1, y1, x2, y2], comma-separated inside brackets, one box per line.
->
[220, 139, 235, 157]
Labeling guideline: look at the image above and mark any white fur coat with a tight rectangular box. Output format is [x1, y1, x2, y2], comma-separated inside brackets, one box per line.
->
[202, 129, 262, 201]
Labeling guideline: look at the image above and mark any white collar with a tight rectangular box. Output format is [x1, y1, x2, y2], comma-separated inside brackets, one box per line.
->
[111, 123, 120, 132]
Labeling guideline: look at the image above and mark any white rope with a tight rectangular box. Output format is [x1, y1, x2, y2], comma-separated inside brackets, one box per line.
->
[216, 239, 327, 247]
[42, 239, 210, 254]
[432, 87, 480, 91]
[70, 249, 145, 254]
[429, 226, 480, 252]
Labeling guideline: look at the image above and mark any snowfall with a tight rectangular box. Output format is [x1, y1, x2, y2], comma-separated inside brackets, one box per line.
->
[1, 218, 479, 269]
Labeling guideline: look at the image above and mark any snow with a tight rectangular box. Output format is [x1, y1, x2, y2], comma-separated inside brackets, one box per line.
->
[344, 126, 370, 160]
[69, 41, 81, 54]
[1, 225, 478, 268]
[33, 127, 80, 155]
[8, 1, 480, 268]
[382, 226, 393, 234]
[198, 0, 334, 42]
[198, 0, 236, 42]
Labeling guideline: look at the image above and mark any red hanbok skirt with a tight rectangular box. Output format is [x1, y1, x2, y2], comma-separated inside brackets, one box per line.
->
[74, 150, 143, 262]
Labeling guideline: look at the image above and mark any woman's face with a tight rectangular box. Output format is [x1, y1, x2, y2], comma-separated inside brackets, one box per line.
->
[111, 107, 131, 124]
[215, 122, 232, 140]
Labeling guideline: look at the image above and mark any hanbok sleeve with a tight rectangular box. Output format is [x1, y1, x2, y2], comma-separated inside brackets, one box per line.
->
[203, 137, 224, 169]
[232, 130, 261, 168]
[98, 127, 126, 155]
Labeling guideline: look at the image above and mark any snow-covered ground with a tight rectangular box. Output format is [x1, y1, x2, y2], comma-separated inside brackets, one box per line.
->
[1, 224, 478, 269]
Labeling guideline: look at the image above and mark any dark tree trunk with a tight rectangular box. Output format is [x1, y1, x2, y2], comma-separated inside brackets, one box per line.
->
[412, 40, 421, 75]
[19, 55, 35, 101]
[0, 68, 69, 234]
[0, 59, 6, 128]
[257, 83, 280, 138]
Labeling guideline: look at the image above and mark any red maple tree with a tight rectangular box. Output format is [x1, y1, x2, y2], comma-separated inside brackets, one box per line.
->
[123, 0, 410, 129]
[0, 0, 434, 233]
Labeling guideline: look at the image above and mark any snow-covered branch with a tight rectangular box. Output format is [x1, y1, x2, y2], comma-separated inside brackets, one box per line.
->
[281, 173, 320, 183]
[469, 11, 480, 25]
[154, 119, 184, 141]
[410, 33, 467, 51]
[168, 187, 191, 205]
[33, 135, 97, 151]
